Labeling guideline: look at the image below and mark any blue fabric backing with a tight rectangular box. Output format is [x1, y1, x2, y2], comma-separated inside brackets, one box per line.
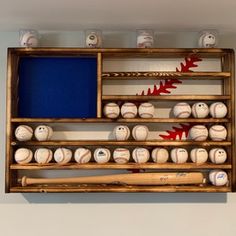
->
[18, 57, 97, 118]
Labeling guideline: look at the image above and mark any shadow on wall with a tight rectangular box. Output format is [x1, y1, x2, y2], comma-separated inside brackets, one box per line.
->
[22, 193, 227, 204]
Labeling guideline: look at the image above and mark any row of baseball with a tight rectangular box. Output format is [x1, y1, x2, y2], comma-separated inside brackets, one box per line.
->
[103, 101, 228, 119]
[14, 147, 227, 165]
[173, 102, 227, 118]
[15, 124, 227, 142]
[115, 124, 227, 141]
[15, 125, 53, 141]
[103, 102, 154, 118]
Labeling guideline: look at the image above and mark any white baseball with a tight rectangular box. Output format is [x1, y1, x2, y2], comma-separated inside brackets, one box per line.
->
[20, 32, 39, 47]
[198, 32, 217, 48]
[113, 148, 130, 164]
[151, 148, 169, 163]
[103, 103, 120, 118]
[15, 125, 33, 141]
[54, 148, 72, 164]
[14, 148, 33, 164]
[132, 148, 150, 163]
[209, 125, 227, 141]
[94, 148, 111, 163]
[132, 125, 149, 141]
[190, 148, 208, 164]
[173, 102, 191, 118]
[170, 148, 188, 163]
[34, 148, 53, 164]
[137, 34, 154, 48]
[113, 125, 130, 140]
[34, 125, 53, 141]
[189, 125, 208, 141]
[209, 148, 227, 164]
[192, 102, 209, 118]
[138, 103, 155, 118]
[86, 32, 101, 48]
[121, 102, 138, 118]
[74, 148, 92, 164]
[209, 170, 228, 186]
[210, 102, 228, 118]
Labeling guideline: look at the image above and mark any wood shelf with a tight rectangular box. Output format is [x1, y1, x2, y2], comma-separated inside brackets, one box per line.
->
[11, 117, 230, 123]
[6, 48, 235, 193]
[11, 140, 232, 147]
[102, 72, 231, 80]
[102, 95, 231, 101]
[10, 163, 232, 170]
[10, 185, 231, 193]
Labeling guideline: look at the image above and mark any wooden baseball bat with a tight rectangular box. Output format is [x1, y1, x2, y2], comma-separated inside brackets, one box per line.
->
[20, 172, 205, 187]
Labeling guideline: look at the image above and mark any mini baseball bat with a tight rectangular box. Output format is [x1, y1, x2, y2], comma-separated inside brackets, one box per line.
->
[20, 172, 205, 187]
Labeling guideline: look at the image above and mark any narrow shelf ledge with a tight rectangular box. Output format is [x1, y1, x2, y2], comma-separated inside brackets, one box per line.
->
[10, 162, 232, 170]
[10, 185, 231, 193]
[11, 118, 230, 123]
[102, 95, 231, 101]
[11, 140, 232, 147]
[102, 72, 231, 80]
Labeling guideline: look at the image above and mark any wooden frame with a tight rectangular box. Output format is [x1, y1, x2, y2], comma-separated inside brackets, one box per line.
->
[5, 48, 235, 193]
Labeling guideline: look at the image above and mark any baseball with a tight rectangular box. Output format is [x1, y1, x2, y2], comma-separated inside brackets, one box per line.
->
[132, 125, 149, 141]
[209, 148, 227, 164]
[190, 148, 208, 164]
[189, 125, 208, 141]
[86, 32, 101, 48]
[113, 125, 130, 140]
[198, 32, 217, 48]
[138, 102, 155, 118]
[151, 148, 169, 163]
[74, 148, 92, 164]
[103, 103, 120, 118]
[210, 102, 228, 118]
[94, 148, 111, 163]
[20, 32, 39, 47]
[170, 148, 188, 163]
[137, 32, 154, 48]
[209, 125, 227, 141]
[14, 148, 33, 164]
[34, 148, 53, 164]
[173, 102, 191, 118]
[209, 170, 228, 186]
[113, 148, 130, 164]
[34, 125, 53, 141]
[192, 102, 209, 118]
[132, 148, 150, 163]
[121, 102, 138, 118]
[54, 148, 72, 164]
[15, 125, 33, 141]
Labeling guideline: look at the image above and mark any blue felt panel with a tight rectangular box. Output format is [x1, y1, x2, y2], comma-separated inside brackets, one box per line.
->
[18, 57, 97, 118]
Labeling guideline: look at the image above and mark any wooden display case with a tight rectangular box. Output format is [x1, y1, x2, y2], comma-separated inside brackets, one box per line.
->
[5, 48, 235, 193]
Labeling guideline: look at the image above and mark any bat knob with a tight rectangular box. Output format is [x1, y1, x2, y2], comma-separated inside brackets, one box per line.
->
[21, 176, 27, 187]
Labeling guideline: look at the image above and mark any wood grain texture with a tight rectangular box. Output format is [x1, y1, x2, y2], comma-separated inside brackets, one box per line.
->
[10, 117, 230, 123]
[5, 48, 235, 193]
[97, 53, 102, 117]
[10, 162, 232, 170]
[102, 95, 231, 101]
[102, 72, 230, 80]
[10, 186, 231, 193]
[11, 140, 232, 147]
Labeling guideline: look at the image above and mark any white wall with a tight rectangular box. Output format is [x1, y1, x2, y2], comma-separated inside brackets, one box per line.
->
[1, 31, 236, 236]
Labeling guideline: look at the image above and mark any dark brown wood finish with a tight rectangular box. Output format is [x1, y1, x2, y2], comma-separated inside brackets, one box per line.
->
[102, 72, 230, 80]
